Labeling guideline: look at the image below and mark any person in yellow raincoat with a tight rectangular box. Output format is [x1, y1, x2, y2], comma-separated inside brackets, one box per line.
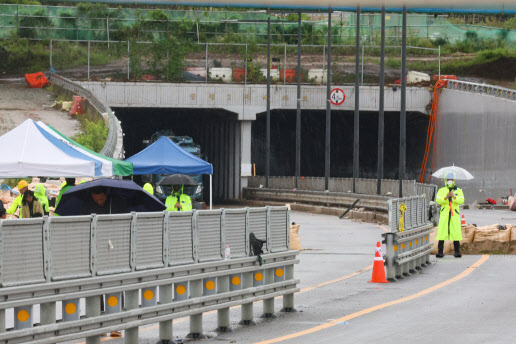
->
[435, 171, 464, 258]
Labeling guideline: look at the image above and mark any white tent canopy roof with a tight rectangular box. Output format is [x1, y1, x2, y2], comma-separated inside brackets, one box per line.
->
[0, 119, 96, 177]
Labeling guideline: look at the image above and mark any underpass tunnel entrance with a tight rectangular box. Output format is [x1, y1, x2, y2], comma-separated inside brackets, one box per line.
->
[252, 110, 429, 180]
[114, 107, 241, 203]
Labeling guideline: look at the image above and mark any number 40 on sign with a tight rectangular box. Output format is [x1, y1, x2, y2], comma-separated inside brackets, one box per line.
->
[330, 88, 345, 105]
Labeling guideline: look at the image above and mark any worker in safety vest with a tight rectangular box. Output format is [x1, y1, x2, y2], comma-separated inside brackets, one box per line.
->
[165, 185, 192, 211]
[435, 171, 464, 258]
[7, 180, 29, 218]
[55, 178, 76, 209]
[143, 183, 154, 195]
[34, 184, 50, 216]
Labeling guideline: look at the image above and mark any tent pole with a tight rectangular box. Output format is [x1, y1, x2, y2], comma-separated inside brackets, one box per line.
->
[210, 174, 213, 210]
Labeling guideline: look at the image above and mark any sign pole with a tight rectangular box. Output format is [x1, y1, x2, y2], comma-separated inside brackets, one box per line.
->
[325, 7, 332, 191]
[295, 10, 302, 187]
[353, 7, 361, 193]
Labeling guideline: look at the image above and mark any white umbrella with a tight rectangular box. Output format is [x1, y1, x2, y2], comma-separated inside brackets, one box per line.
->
[432, 165, 474, 180]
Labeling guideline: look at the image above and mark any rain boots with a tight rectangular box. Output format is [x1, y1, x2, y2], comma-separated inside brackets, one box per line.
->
[436, 240, 444, 258]
[454, 241, 462, 258]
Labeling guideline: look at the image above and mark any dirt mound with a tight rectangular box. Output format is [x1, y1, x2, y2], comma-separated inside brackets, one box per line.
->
[461, 241, 516, 255]
[466, 57, 516, 81]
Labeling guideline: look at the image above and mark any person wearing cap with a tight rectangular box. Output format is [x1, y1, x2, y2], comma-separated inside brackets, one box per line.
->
[7, 180, 29, 218]
[143, 183, 154, 195]
[435, 171, 465, 258]
[34, 184, 50, 216]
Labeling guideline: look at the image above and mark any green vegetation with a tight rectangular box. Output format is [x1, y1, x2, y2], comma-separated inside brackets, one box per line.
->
[72, 117, 108, 153]
[0, 39, 114, 75]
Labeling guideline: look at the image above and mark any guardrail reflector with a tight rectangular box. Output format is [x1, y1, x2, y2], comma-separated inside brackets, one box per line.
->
[63, 298, 80, 321]
[142, 287, 157, 307]
[175, 283, 188, 301]
[14, 306, 32, 329]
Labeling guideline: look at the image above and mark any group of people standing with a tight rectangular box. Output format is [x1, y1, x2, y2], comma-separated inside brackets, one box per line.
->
[0, 179, 193, 219]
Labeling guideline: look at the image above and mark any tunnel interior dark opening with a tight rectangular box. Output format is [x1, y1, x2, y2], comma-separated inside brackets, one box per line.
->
[114, 107, 240, 202]
[252, 110, 429, 180]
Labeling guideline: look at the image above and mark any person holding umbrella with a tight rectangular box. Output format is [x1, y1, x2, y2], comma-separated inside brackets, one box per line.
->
[435, 171, 465, 258]
[160, 174, 196, 212]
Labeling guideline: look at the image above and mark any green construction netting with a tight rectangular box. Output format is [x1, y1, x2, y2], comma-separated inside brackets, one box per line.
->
[0, 4, 514, 45]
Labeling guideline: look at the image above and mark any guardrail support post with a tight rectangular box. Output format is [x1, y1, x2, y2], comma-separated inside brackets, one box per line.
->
[385, 233, 397, 282]
[85, 296, 101, 344]
[239, 272, 256, 325]
[261, 268, 276, 318]
[158, 284, 175, 344]
[125, 289, 139, 344]
[187, 279, 206, 339]
[216, 275, 233, 332]
[281, 265, 297, 312]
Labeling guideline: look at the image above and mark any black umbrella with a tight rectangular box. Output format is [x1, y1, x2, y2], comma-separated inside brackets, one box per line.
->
[157, 174, 198, 186]
[55, 178, 166, 216]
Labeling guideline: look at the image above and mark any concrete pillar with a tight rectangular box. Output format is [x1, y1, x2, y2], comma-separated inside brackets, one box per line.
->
[240, 120, 253, 192]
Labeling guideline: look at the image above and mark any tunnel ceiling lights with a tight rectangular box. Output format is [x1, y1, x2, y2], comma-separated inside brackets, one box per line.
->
[53, 0, 516, 14]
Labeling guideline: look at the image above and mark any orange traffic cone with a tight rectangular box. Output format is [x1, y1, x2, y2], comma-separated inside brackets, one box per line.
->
[461, 215, 466, 225]
[368, 241, 389, 283]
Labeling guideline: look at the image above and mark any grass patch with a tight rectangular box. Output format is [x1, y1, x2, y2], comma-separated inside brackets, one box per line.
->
[72, 117, 108, 153]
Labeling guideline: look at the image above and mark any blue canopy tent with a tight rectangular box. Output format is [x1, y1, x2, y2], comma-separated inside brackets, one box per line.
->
[125, 136, 214, 209]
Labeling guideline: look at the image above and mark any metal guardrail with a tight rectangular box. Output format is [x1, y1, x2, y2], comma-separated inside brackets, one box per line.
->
[0, 207, 296, 343]
[48, 73, 124, 159]
[447, 80, 516, 101]
[248, 176, 437, 200]
[382, 195, 434, 281]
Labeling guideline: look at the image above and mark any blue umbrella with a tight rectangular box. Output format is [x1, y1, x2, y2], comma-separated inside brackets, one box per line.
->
[55, 178, 165, 216]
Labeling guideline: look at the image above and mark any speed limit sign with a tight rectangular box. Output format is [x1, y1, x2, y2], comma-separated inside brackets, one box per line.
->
[330, 88, 345, 105]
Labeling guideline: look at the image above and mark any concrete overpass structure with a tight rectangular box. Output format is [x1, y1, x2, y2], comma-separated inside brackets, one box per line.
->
[79, 81, 431, 200]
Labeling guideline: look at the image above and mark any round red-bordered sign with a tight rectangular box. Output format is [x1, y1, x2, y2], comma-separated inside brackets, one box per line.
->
[330, 88, 345, 105]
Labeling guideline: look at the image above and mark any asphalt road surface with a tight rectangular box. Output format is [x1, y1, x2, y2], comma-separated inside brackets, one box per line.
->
[58, 209, 515, 344]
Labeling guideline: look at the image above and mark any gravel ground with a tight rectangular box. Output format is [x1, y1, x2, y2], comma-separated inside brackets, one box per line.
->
[0, 83, 80, 136]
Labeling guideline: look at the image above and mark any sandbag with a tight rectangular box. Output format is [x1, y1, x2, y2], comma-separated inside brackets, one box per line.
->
[474, 228, 511, 242]
[508, 224, 516, 241]
[290, 223, 302, 251]
[460, 224, 476, 244]
[24, 72, 48, 88]
[509, 196, 516, 211]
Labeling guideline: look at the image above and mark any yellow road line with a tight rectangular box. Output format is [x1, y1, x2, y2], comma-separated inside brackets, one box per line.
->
[78, 264, 374, 343]
[377, 225, 389, 232]
[253, 255, 490, 344]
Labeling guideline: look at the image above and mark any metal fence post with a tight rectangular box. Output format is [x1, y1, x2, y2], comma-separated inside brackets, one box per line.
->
[281, 264, 296, 312]
[50, 39, 52, 68]
[284, 42, 287, 85]
[85, 296, 101, 344]
[127, 41, 130, 80]
[438, 45, 441, 79]
[158, 284, 174, 343]
[216, 274, 232, 332]
[361, 45, 364, 85]
[261, 267, 276, 318]
[125, 289, 139, 344]
[87, 41, 90, 80]
[205, 43, 208, 84]
[239, 271, 255, 325]
[187, 279, 206, 339]
[244, 43, 248, 86]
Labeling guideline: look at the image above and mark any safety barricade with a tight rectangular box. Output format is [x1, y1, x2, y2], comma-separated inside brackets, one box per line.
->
[0, 206, 298, 343]
[382, 195, 434, 281]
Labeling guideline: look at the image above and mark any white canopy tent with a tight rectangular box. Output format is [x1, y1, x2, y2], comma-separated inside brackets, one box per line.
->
[0, 119, 96, 177]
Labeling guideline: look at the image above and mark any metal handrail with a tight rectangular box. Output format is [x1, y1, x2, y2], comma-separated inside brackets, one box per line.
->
[447, 80, 516, 102]
[47, 73, 124, 159]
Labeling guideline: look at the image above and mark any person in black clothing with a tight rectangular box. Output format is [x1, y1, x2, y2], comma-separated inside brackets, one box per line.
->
[80, 186, 128, 215]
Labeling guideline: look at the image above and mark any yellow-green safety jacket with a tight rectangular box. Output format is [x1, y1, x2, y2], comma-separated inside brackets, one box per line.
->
[7, 194, 24, 218]
[34, 184, 49, 215]
[436, 186, 465, 241]
[165, 192, 192, 212]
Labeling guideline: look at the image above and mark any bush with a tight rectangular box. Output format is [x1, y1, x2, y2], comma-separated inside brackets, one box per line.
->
[72, 118, 108, 153]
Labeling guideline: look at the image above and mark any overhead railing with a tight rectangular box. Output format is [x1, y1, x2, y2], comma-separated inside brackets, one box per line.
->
[447, 80, 516, 101]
